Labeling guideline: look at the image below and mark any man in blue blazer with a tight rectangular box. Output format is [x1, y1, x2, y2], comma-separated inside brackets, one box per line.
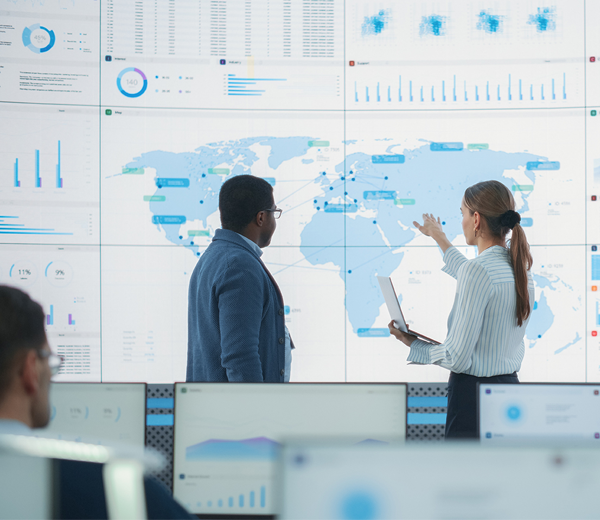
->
[186, 175, 293, 382]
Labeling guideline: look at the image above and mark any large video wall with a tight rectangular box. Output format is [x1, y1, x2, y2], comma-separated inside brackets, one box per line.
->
[1, 0, 598, 383]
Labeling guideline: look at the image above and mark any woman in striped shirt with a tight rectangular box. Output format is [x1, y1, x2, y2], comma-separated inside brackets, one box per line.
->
[389, 180, 534, 439]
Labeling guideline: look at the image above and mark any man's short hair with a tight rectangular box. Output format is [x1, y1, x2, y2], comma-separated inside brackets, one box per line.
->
[0, 286, 47, 400]
[219, 175, 274, 233]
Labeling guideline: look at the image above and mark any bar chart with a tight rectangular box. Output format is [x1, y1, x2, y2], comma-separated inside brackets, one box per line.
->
[14, 141, 64, 189]
[227, 74, 287, 96]
[0, 245, 101, 381]
[0, 104, 99, 244]
[0, 105, 97, 193]
[188, 486, 267, 511]
[349, 68, 575, 108]
[225, 72, 341, 101]
[45, 305, 76, 327]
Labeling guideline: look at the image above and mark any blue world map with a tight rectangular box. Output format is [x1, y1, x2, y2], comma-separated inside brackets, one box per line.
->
[121, 137, 576, 351]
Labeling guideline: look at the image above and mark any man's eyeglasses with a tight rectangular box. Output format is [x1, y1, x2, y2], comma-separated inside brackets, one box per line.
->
[263, 208, 283, 219]
[38, 350, 64, 376]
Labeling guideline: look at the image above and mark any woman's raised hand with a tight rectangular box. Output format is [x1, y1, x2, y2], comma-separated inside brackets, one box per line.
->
[413, 213, 444, 238]
[413, 213, 453, 253]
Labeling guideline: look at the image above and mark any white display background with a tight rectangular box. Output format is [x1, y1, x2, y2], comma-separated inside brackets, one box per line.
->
[0, 0, 597, 382]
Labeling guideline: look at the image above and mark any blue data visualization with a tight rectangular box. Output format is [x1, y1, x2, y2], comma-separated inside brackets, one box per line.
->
[1, 0, 600, 383]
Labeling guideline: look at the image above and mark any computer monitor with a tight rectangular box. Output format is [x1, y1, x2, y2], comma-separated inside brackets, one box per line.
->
[0, 451, 56, 520]
[279, 443, 600, 519]
[478, 383, 600, 442]
[172, 383, 407, 517]
[43, 383, 147, 447]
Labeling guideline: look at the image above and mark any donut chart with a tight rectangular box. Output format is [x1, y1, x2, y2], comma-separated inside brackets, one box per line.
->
[116, 67, 148, 98]
[22, 24, 55, 53]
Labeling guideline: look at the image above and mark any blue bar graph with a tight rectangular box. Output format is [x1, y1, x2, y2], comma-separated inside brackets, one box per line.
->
[0, 215, 71, 236]
[226, 74, 286, 96]
[56, 141, 62, 188]
[198, 488, 266, 511]
[14, 159, 19, 187]
[519, 80, 522, 100]
[47, 305, 54, 325]
[354, 73, 568, 104]
[35, 150, 41, 187]
[453, 75, 456, 101]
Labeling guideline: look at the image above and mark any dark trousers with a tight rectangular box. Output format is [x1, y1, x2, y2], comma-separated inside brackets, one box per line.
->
[445, 371, 519, 439]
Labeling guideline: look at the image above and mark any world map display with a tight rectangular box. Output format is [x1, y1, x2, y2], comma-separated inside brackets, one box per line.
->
[104, 117, 584, 382]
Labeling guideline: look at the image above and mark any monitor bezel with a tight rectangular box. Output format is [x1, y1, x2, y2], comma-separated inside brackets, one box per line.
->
[476, 381, 600, 440]
[172, 381, 408, 520]
[49, 381, 148, 447]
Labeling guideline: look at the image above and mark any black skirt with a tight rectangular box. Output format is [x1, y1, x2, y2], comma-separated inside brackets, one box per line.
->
[445, 371, 519, 439]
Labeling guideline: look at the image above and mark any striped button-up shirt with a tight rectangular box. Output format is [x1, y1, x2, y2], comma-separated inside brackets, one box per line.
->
[407, 245, 535, 377]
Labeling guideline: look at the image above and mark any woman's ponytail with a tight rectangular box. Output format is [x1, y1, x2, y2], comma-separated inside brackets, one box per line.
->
[509, 223, 533, 327]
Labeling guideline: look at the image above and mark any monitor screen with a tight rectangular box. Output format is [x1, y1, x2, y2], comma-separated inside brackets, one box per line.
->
[280, 443, 600, 520]
[43, 383, 146, 447]
[172, 383, 407, 516]
[479, 383, 600, 442]
[0, 452, 54, 520]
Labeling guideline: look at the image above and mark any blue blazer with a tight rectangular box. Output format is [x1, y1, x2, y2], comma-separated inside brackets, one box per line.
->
[186, 229, 288, 382]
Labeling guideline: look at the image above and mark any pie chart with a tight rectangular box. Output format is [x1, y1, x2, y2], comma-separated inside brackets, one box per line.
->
[22, 24, 55, 53]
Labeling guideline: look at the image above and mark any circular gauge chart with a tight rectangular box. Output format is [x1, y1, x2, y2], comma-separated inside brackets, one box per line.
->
[9, 260, 37, 286]
[22, 24, 55, 53]
[116, 67, 148, 98]
[45, 260, 74, 287]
